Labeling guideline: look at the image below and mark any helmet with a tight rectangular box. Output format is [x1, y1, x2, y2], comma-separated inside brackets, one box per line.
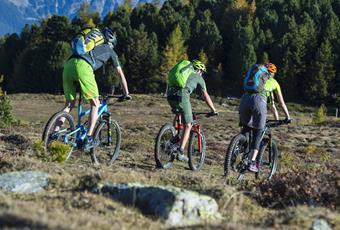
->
[265, 63, 277, 73]
[102, 27, 117, 47]
[191, 60, 207, 72]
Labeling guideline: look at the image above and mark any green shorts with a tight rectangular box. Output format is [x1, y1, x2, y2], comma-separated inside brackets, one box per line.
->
[167, 97, 193, 124]
[62, 58, 99, 101]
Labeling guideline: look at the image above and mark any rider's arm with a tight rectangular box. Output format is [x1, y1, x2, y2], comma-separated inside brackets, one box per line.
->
[202, 90, 216, 113]
[115, 66, 130, 96]
[109, 48, 130, 96]
[270, 101, 279, 120]
[274, 90, 290, 120]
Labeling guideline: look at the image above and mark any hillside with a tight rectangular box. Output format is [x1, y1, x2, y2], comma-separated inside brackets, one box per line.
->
[0, 93, 339, 229]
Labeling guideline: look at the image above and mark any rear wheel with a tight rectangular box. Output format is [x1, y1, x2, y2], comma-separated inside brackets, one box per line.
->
[42, 111, 76, 161]
[91, 115, 121, 166]
[154, 123, 176, 169]
[224, 134, 247, 178]
[188, 129, 206, 171]
[256, 139, 279, 180]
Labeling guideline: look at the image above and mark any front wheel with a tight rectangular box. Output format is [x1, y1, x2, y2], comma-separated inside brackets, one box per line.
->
[154, 123, 176, 169]
[188, 129, 206, 171]
[42, 111, 76, 161]
[255, 139, 279, 180]
[224, 134, 247, 178]
[91, 116, 121, 166]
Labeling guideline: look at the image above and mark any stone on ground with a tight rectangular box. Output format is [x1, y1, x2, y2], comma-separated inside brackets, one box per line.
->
[94, 182, 221, 226]
[0, 171, 49, 194]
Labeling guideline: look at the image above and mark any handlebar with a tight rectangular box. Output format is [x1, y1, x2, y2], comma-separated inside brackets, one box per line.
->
[266, 119, 292, 127]
[193, 112, 219, 118]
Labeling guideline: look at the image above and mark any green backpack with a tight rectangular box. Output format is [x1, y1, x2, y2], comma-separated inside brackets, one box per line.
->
[168, 60, 194, 88]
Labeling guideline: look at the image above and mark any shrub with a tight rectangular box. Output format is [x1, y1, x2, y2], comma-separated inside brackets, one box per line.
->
[312, 104, 327, 124]
[34, 140, 71, 163]
[0, 75, 14, 128]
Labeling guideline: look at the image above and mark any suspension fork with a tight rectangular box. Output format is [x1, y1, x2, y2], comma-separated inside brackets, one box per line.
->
[192, 123, 202, 152]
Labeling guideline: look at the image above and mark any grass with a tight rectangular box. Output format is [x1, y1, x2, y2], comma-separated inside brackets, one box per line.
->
[0, 93, 339, 229]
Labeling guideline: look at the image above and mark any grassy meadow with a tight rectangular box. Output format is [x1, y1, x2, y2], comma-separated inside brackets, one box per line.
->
[0, 93, 339, 230]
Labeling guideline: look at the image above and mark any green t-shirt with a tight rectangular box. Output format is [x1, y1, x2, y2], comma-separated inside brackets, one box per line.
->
[263, 77, 281, 102]
[167, 72, 206, 100]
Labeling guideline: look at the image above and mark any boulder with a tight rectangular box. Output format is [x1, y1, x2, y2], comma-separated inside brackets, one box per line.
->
[94, 183, 221, 226]
[311, 218, 332, 230]
[0, 171, 49, 194]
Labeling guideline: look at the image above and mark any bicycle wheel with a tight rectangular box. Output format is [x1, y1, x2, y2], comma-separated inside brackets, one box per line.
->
[91, 117, 121, 166]
[224, 134, 247, 178]
[188, 129, 206, 171]
[256, 139, 279, 180]
[42, 111, 76, 161]
[154, 123, 176, 169]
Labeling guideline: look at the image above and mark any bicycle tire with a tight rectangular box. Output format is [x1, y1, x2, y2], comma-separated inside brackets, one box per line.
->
[91, 117, 121, 166]
[154, 123, 176, 169]
[224, 134, 247, 177]
[188, 129, 206, 171]
[42, 111, 76, 161]
[256, 139, 279, 180]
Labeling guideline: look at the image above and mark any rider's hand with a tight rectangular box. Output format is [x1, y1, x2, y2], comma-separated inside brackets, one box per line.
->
[206, 111, 218, 117]
[118, 94, 132, 102]
[284, 117, 292, 124]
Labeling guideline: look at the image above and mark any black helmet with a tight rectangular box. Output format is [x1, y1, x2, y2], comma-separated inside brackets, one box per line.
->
[102, 27, 117, 47]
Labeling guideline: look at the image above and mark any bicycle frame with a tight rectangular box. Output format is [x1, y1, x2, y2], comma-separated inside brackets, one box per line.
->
[173, 113, 202, 152]
[63, 95, 110, 148]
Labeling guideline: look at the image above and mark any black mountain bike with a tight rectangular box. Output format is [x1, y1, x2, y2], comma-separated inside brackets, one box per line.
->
[224, 119, 290, 181]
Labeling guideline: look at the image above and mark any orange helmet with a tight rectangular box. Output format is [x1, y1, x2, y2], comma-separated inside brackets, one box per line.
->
[265, 63, 277, 73]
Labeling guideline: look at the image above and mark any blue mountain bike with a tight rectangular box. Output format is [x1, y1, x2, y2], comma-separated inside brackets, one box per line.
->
[42, 93, 121, 166]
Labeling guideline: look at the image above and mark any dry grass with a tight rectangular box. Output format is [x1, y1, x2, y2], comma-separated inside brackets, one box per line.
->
[0, 93, 339, 229]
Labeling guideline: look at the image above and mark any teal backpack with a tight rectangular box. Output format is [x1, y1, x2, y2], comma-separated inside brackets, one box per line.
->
[168, 60, 194, 88]
[243, 64, 270, 93]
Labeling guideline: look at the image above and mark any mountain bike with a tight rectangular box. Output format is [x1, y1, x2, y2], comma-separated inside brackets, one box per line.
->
[42, 92, 121, 166]
[155, 111, 217, 171]
[224, 119, 290, 181]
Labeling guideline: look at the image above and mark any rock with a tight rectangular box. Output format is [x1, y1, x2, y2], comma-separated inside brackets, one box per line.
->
[94, 183, 221, 226]
[311, 218, 332, 230]
[0, 171, 49, 194]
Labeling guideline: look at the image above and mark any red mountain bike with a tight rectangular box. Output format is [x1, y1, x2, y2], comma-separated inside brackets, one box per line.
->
[155, 111, 217, 171]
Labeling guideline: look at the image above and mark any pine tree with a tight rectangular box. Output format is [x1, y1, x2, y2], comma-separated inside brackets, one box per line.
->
[159, 24, 187, 93]
[126, 25, 160, 93]
[227, 16, 256, 91]
[307, 40, 335, 101]
[0, 75, 14, 128]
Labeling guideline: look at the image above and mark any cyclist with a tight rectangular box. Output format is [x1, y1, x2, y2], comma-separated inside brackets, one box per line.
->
[239, 63, 291, 172]
[167, 60, 218, 161]
[61, 26, 131, 148]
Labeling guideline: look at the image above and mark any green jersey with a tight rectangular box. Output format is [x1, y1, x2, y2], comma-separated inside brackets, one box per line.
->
[263, 77, 281, 103]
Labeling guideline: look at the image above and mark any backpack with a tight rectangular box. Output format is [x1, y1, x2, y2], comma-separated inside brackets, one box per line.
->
[168, 60, 194, 88]
[243, 64, 270, 93]
[71, 28, 105, 56]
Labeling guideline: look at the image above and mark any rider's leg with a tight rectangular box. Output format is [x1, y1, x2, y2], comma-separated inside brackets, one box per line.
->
[179, 100, 193, 151]
[180, 123, 192, 151]
[63, 100, 75, 113]
[250, 128, 264, 161]
[54, 100, 76, 131]
[248, 94, 267, 171]
[87, 97, 100, 136]
[57, 58, 78, 131]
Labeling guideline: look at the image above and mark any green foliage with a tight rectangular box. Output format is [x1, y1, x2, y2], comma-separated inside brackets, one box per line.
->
[0, 75, 14, 128]
[0, 0, 339, 106]
[34, 140, 71, 163]
[159, 24, 187, 86]
[312, 104, 327, 124]
[125, 25, 160, 93]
